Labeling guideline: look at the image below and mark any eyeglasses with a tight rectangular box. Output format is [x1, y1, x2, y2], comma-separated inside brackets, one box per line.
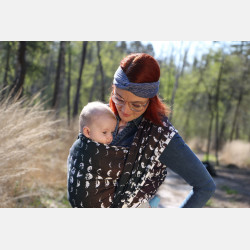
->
[111, 93, 149, 112]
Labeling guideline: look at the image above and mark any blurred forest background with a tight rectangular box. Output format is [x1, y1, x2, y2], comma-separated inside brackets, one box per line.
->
[0, 41, 250, 208]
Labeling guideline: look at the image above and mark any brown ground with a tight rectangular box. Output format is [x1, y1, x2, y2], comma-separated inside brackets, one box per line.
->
[6, 164, 250, 208]
[156, 165, 250, 208]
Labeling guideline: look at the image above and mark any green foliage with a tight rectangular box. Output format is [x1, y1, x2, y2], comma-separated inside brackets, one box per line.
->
[205, 199, 214, 207]
[203, 154, 217, 162]
[0, 41, 250, 146]
[221, 185, 238, 195]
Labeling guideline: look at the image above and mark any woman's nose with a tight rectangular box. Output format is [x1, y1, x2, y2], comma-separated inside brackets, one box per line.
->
[121, 102, 130, 113]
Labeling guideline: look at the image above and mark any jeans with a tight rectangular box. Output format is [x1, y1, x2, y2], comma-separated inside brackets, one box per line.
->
[150, 133, 216, 208]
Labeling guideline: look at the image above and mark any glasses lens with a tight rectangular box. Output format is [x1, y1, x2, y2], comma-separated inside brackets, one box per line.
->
[112, 94, 147, 112]
[112, 95, 124, 106]
[129, 103, 143, 112]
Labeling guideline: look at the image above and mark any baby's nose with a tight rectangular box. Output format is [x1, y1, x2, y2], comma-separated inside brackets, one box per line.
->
[107, 135, 113, 144]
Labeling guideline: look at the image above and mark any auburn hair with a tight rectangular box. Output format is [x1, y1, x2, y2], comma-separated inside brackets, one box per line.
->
[109, 53, 170, 126]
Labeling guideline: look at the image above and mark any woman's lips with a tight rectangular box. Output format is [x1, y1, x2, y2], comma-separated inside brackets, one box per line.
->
[121, 112, 131, 117]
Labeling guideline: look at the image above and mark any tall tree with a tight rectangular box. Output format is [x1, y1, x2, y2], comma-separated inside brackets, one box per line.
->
[88, 65, 99, 103]
[1, 42, 11, 98]
[218, 88, 234, 147]
[127, 41, 154, 57]
[206, 93, 215, 162]
[73, 41, 88, 118]
[183, 54, 209, 138]
[229, 42, 249, 141]
[169, 45, 189, 121]
[10, 41, 27, 98]
[67, 42, 72, 126]
[230, 87, 244, 141]
[97, 41, 105, 102]
[52, 41, 66, 114]
[202, 74, 216, 163]
[42, 42, 57, 100]
[166, 47, 175, 102]
[214, 55, 225, 166]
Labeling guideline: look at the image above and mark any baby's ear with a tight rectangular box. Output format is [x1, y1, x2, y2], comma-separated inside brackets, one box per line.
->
[83, 126, 90, 138]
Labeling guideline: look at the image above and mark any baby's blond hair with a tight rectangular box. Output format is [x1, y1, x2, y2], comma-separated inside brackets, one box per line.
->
[79, 101, 116, 133]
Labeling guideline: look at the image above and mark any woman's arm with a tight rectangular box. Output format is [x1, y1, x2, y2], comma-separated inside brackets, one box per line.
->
[158, 133, 216, 208]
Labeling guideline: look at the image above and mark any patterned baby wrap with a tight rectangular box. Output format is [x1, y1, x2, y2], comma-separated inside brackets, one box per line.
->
[67, 117, 177, 208]
[67, 134, 128, 208]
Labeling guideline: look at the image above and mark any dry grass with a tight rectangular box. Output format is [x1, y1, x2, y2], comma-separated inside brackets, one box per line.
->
[219, 140, 250, 168]
[186, 137, 208, 153]
[187, 137, 250, 169]
[0, 93, 78, 207]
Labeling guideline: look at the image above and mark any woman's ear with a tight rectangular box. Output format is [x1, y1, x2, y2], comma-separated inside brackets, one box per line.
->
[83, 126, 91, 138]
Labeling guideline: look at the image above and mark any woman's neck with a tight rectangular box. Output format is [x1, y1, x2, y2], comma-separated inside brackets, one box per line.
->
[119, 120, 127, 127]
[118, 120, 127, 134]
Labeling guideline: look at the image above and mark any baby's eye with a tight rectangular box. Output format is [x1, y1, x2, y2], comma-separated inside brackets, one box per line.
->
[103, 131, 107, 135]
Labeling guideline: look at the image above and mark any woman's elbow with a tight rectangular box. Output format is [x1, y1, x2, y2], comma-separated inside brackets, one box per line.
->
[204, 178, 216, 197]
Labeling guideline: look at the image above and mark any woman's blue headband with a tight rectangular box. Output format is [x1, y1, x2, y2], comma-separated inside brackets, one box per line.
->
[113, 66, 159, 98]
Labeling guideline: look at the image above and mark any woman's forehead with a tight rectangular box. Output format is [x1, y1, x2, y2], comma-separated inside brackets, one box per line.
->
[114, 86, 148, 102]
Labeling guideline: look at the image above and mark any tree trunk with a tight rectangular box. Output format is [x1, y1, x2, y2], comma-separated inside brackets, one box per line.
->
[169, 46, 189, 121]
[235, 123, 240, 140]
[52, 41, 66, 115]
[73, 41, 88, 118]
[205, 86, 216, 162]
[229, 43, 248, 141]
[230, 90, 243, 141]
[42, 43, 56, 98]
[183, 56, 208, 138]
[166, 47, 175, 102]
[206, 111, 214, 162]
[11, 41, 27, 99]
[1, 42, 11, 99]
[96, 41, 105, 102]
[215, 57, 224, 166]
[67, 42, 72, 126]
[88, 65, 99, 102]
[218, 88, 234, 148]
[248, 127, 250, 142]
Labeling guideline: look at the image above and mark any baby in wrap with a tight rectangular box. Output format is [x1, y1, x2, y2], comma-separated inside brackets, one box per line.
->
[67, 101, 128, 208]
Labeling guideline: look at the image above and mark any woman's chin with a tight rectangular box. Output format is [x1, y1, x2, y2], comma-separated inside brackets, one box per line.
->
[119, 113, 133, 122]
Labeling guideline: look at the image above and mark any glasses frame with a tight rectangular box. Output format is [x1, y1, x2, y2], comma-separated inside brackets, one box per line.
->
[111, 93, 149, 112]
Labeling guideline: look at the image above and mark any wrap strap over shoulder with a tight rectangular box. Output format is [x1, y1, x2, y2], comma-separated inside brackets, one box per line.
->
[111, 117, 177, 208]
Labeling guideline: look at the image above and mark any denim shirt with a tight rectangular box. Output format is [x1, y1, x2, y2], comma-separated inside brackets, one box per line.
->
[111, 115, 216, 208]
[111, 115, 143, 147]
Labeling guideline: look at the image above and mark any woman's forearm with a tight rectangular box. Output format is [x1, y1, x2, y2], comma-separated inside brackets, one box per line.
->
[179, 180, 216, 208]
[159, 133, 216, 208]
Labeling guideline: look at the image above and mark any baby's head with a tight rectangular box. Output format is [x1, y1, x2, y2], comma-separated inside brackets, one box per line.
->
[79, 101, 117, 144]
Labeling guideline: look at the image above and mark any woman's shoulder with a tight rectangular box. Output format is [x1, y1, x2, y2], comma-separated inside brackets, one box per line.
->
[161, 116, 178, 133]
[139, 116, 178, 147]
[142, 116, 177, 133]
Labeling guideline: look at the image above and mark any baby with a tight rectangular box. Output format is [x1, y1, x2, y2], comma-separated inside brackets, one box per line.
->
[67, 101, 128, 208]
[80, 101, 117, 144]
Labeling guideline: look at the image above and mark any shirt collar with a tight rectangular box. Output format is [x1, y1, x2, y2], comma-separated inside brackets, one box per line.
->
[131, 115, 143, 128]
[116, 114, 143, 128]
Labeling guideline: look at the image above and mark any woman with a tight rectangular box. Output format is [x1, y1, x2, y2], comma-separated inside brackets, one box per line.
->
[109, 53, 216, 208]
